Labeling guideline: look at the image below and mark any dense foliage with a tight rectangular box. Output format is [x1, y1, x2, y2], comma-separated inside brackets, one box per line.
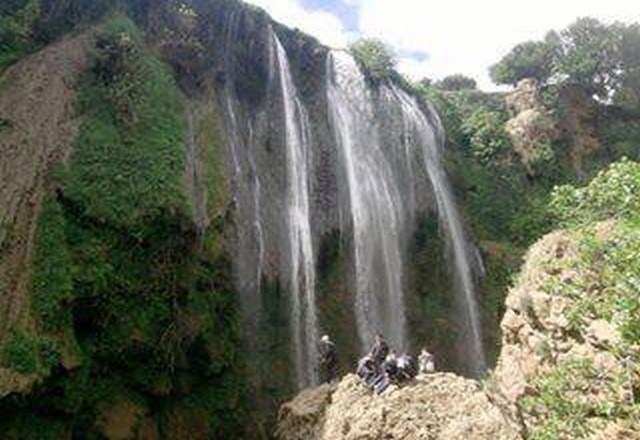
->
[491, 17, 640, 102]
[489, 39, 556, 86]
[349, 38, 396, 82]
[66, 18, 189, 232]
[550, 159, 640, 226]
[520, 160, 640, 438]
[0, 0, 39, 69]
[434, 74, 477, 91]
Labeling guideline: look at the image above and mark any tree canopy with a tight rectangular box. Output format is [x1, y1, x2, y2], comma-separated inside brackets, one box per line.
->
[490, 17, 640, 101]
[434, 74, 477, 91]
[489, 38, 557, 86]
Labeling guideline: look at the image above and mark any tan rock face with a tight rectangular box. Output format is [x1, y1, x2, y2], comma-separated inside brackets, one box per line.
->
[495, 221, 636, 436]
[505, 108, 557, 175]
[0, 32, 91, 348]
[505, 79, 541, 115]
[277, 374, 523, 440]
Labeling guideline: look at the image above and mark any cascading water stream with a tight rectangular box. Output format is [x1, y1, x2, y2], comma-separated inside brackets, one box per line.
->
[391, 86, 487, 375]
[271, 32, 319, 388]
[247, 122, 265, 295]
[326, 50, 485, 375]
[326, 51, 408, 352]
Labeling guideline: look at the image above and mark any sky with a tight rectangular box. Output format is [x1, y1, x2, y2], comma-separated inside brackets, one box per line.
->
[244, 0, 640, 90]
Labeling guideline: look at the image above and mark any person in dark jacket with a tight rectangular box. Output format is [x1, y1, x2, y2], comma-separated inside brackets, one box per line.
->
[356, 355, 376, 385]
[319, 334, 337, 383]
[397, 352, 418, 381]
[369, 333, 389, 372]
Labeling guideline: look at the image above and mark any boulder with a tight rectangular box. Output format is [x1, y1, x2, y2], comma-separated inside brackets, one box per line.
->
[277, 374, 522, 440]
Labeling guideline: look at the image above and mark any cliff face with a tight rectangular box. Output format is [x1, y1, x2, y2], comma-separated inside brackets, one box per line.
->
[0, 32, 91, 395]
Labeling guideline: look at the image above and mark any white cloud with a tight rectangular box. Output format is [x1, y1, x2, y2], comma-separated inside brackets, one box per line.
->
[355, 0, 640, 89]
[245, 0, 351, 47]
[245, 0, 640, 90]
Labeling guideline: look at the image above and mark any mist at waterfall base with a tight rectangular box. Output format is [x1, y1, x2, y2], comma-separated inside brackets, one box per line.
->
[218, 20, 486, 390]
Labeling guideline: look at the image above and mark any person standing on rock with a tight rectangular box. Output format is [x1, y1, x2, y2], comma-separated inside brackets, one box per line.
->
[319, 334, 337, 383]
[369, 333, 389, 372]
[418, 347, 435, 374]
[356, 355, 376, 385]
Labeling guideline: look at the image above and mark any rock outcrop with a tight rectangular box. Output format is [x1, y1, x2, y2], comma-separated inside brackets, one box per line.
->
[495, 220, 639, 439]
[277, 374, 523, 440]
[504, 79, 557, 175]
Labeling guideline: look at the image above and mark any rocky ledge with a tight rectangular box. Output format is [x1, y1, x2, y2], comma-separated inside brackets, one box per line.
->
[276, 373, 523, 440]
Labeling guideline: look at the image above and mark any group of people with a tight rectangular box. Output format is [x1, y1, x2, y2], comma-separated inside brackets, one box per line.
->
[318, 333, 436, 394]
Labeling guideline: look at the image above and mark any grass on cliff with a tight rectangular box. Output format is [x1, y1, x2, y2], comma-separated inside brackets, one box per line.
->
[65, 16, 190, 233]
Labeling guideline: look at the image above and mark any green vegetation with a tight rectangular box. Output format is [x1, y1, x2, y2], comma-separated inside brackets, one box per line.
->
[0, 0, 39, 70]
[31, 196, 74, 332]
[550, 159, 640, 226]
[1, 330, 41, 375]
[491, 17, 640, 102]
[435, 74, 477, 91]
[0, 0, 114, 71]
[518, 160, 640, 438]
[521, 358, 636, 439]
[489, 39, 556, 86]
[460, 109, 510, 164]
[349, 38, 396, 82]
[0, 16, 245, 438]
[66, 17, 189, 232]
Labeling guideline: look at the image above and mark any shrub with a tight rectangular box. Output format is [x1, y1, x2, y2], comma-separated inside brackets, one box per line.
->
[65, 17, 189, 231]
[31, 196, 74, 331]
[349, 38, 396, 81]
[1, 330, 41, 374]
[550, 159, 640, 226]
[461, 109, 511, 163]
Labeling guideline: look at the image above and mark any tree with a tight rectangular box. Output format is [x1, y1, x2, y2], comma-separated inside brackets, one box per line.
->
[553, 17, 625, 99]
[490, 17, 640, 102]
[489, 38, 557, 86]
[435, 74, 477, 91]
[348, 38, 396, 81]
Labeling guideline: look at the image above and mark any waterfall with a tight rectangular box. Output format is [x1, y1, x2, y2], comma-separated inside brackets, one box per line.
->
[272, 32, 319, 388]
[326, 51, 408, 352]
[326, 50, 486, 374]
[247, 122, 265, 295]
[390, 86, 487, 375]
[219, 9, 485, 387]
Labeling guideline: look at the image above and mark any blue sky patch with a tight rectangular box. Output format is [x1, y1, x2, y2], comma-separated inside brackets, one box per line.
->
[300, 0, 360, 31]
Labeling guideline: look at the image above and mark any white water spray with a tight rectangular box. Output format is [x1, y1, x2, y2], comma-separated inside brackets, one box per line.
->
[326, 51, 408, 352]
[272, 32, 320, 388]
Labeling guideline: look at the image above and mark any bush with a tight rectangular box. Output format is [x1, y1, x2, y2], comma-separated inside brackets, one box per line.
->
[31, 197, 74, 331]
[66, 17, 189, 231]
[550, 159, 640, 226]
[1, 330, 41, 374]
[0, 0, 40, 70]
[348, 38, 396, 81]
[461, 109, 511, 163]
